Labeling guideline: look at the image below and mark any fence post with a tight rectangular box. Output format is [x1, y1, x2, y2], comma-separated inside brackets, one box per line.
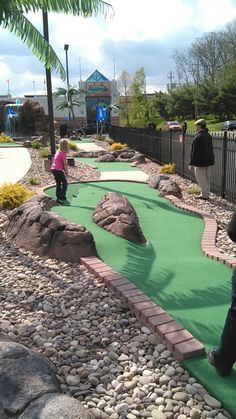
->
[182, 136, 185, 176]
[221, 130, 228, 199]
[169, 130, 172, 162]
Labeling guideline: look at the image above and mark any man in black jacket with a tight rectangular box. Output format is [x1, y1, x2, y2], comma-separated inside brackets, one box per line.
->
[208, 211, 236, 376]
[189, 119, 214, 200]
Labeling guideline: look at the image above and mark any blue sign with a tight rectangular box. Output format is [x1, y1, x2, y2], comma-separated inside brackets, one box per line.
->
[96, 106, 106, 123]
[7, 107, 17, 117]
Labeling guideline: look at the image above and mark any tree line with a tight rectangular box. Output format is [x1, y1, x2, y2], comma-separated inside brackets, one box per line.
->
[118, 20, 236, 126]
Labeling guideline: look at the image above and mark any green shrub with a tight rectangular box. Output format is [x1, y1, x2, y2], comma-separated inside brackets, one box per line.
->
[28, 177, 39, 185]
[186, 185, 201, 195]
[0, 183, 34, 209]
[40, 148, 50, 158]
[69, 141, 78, 151]
[32, 139, 43, 149]
[160, 163, 176, 174]
[0, 132, 14, 143]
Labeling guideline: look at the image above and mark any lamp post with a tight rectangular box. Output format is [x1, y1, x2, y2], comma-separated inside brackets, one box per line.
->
[64, 44, 71, 136]
[42, 11, 56, 156]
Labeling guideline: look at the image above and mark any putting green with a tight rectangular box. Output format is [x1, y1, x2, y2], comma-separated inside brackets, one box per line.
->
[46, 181, 236, 416]
[75, 157, 140, 172]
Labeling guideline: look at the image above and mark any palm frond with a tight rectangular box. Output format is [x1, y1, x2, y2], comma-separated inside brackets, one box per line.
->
[55, 100, 69, 110]
[12, 0, 113, 16]
[53, 87, 68, 96]
[2, 10, 66, 79]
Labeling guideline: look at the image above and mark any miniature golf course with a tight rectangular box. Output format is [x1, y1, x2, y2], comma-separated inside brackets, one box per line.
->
[46, 164, 236, 416]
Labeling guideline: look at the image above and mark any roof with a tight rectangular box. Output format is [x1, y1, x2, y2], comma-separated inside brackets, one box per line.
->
[86, 70, 109, 82]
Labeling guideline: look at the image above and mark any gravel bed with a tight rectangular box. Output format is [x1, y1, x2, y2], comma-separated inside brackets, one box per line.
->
[0, 145, 234, 419]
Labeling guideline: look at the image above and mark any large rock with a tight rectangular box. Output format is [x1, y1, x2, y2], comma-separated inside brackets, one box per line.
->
[0, 336, 94, 418]
[148, 174, 170, 189]
[93, 192, 146, 244]
[0, 336, 59, 415]
[130, 152, 146, 164]
[95, 153, 116, 162]
[6, 194, 96, 262]
[18, 394, 93, 419]
[148, 175, 182, 199]
[158, 178, 182, 199]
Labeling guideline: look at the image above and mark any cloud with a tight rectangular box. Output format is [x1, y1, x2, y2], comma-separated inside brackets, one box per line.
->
[0, 0, 235, 96]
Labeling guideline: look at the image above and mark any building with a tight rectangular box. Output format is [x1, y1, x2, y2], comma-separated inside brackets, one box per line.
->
[78, 69, 119, 126]
[0, 70, 119, 134]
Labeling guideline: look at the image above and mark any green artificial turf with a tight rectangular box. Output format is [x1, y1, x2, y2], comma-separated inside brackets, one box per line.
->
[75, 157, 139, 172]
[0, 142, 22, 147]
[46, 181, 236, 416]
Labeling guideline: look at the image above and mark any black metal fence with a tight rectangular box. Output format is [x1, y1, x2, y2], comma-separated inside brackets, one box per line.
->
[109, 126, 236, 203]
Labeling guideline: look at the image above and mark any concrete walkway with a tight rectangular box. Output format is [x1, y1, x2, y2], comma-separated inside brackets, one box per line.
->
[0, 147, 31, 185]
[100, 171, 148, 182]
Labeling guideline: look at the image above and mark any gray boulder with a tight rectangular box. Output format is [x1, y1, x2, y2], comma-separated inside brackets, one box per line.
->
[95, 153, 116, 162]
[159, 178, 182, 199]
[130, 152, 146, 164]
[18, 394, 94, 419]
[148, 174, 170, 189]
[0, 337, 94, 418]
[0, 337, 59, 415]
[93, 192, 146, 244]
[6, 194, 96, 262]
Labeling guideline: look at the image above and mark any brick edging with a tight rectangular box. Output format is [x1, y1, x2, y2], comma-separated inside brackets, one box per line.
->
[165, 195, 236, 269]
[80, 256, 205, 361]
[79, 195, 236, 361]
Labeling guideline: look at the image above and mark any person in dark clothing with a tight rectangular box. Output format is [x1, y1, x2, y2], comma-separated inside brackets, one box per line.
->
[189, 118, 214, 200]
[208, 211, 236, 376]
[182, 121, 187, 135]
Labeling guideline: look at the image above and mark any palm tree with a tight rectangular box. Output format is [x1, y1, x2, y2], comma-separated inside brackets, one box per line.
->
[53, 85, 87, 137]
[99, 103, 119, 136]
[0, 0, 112, 79]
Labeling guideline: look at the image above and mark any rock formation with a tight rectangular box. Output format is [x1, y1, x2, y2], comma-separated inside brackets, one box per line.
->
[6, 194, 96, 262]
[148, 174, 182, 199]
[93, 192, 146, 244]
[0, 336, 94, 418]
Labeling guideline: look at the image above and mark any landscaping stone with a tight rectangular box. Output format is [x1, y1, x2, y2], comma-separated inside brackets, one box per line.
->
[92, 191, 146, 244]
[6, 194, 96, 262]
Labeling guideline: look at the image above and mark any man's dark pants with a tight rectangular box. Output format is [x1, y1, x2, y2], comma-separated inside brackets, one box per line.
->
[215, 269, 236, 370]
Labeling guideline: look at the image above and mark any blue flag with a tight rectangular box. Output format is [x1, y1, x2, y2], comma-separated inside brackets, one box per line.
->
[96, 106, 106, 123]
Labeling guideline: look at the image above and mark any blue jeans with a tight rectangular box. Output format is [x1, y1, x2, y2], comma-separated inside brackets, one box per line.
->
[215, 269, 236, 369]
[51, 170, 68, 201]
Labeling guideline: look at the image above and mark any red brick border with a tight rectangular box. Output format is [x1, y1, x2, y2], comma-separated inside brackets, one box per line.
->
[80, 256, 205, 360]
[80, 195, 236, 361]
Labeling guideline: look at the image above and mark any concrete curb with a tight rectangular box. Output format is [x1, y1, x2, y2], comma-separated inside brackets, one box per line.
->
[80, 194, 236, 361]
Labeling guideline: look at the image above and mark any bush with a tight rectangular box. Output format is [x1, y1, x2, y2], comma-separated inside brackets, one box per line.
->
[28, 177, 39, 185]
[186, 185, 201, 195]
[0, 183, 34, 209]
[69, 141, 78, 151]
[40, 148, 50, 158]
[0, 132, 14, 143]
[160, 163, 176, 174]
[110, 142, 128, 150]
[32, 139, 43, 149]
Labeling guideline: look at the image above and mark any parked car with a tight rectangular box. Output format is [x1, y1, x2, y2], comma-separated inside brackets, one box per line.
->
[221, 120, 236, 131]
[163, 121, 182, 132]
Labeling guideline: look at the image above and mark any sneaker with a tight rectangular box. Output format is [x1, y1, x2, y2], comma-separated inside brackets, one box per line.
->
[57, 199, 70, 205]
[207, 348, 231, 377]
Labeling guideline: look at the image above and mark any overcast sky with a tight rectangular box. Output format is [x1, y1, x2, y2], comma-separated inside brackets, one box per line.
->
[0, 0, 236, 97]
